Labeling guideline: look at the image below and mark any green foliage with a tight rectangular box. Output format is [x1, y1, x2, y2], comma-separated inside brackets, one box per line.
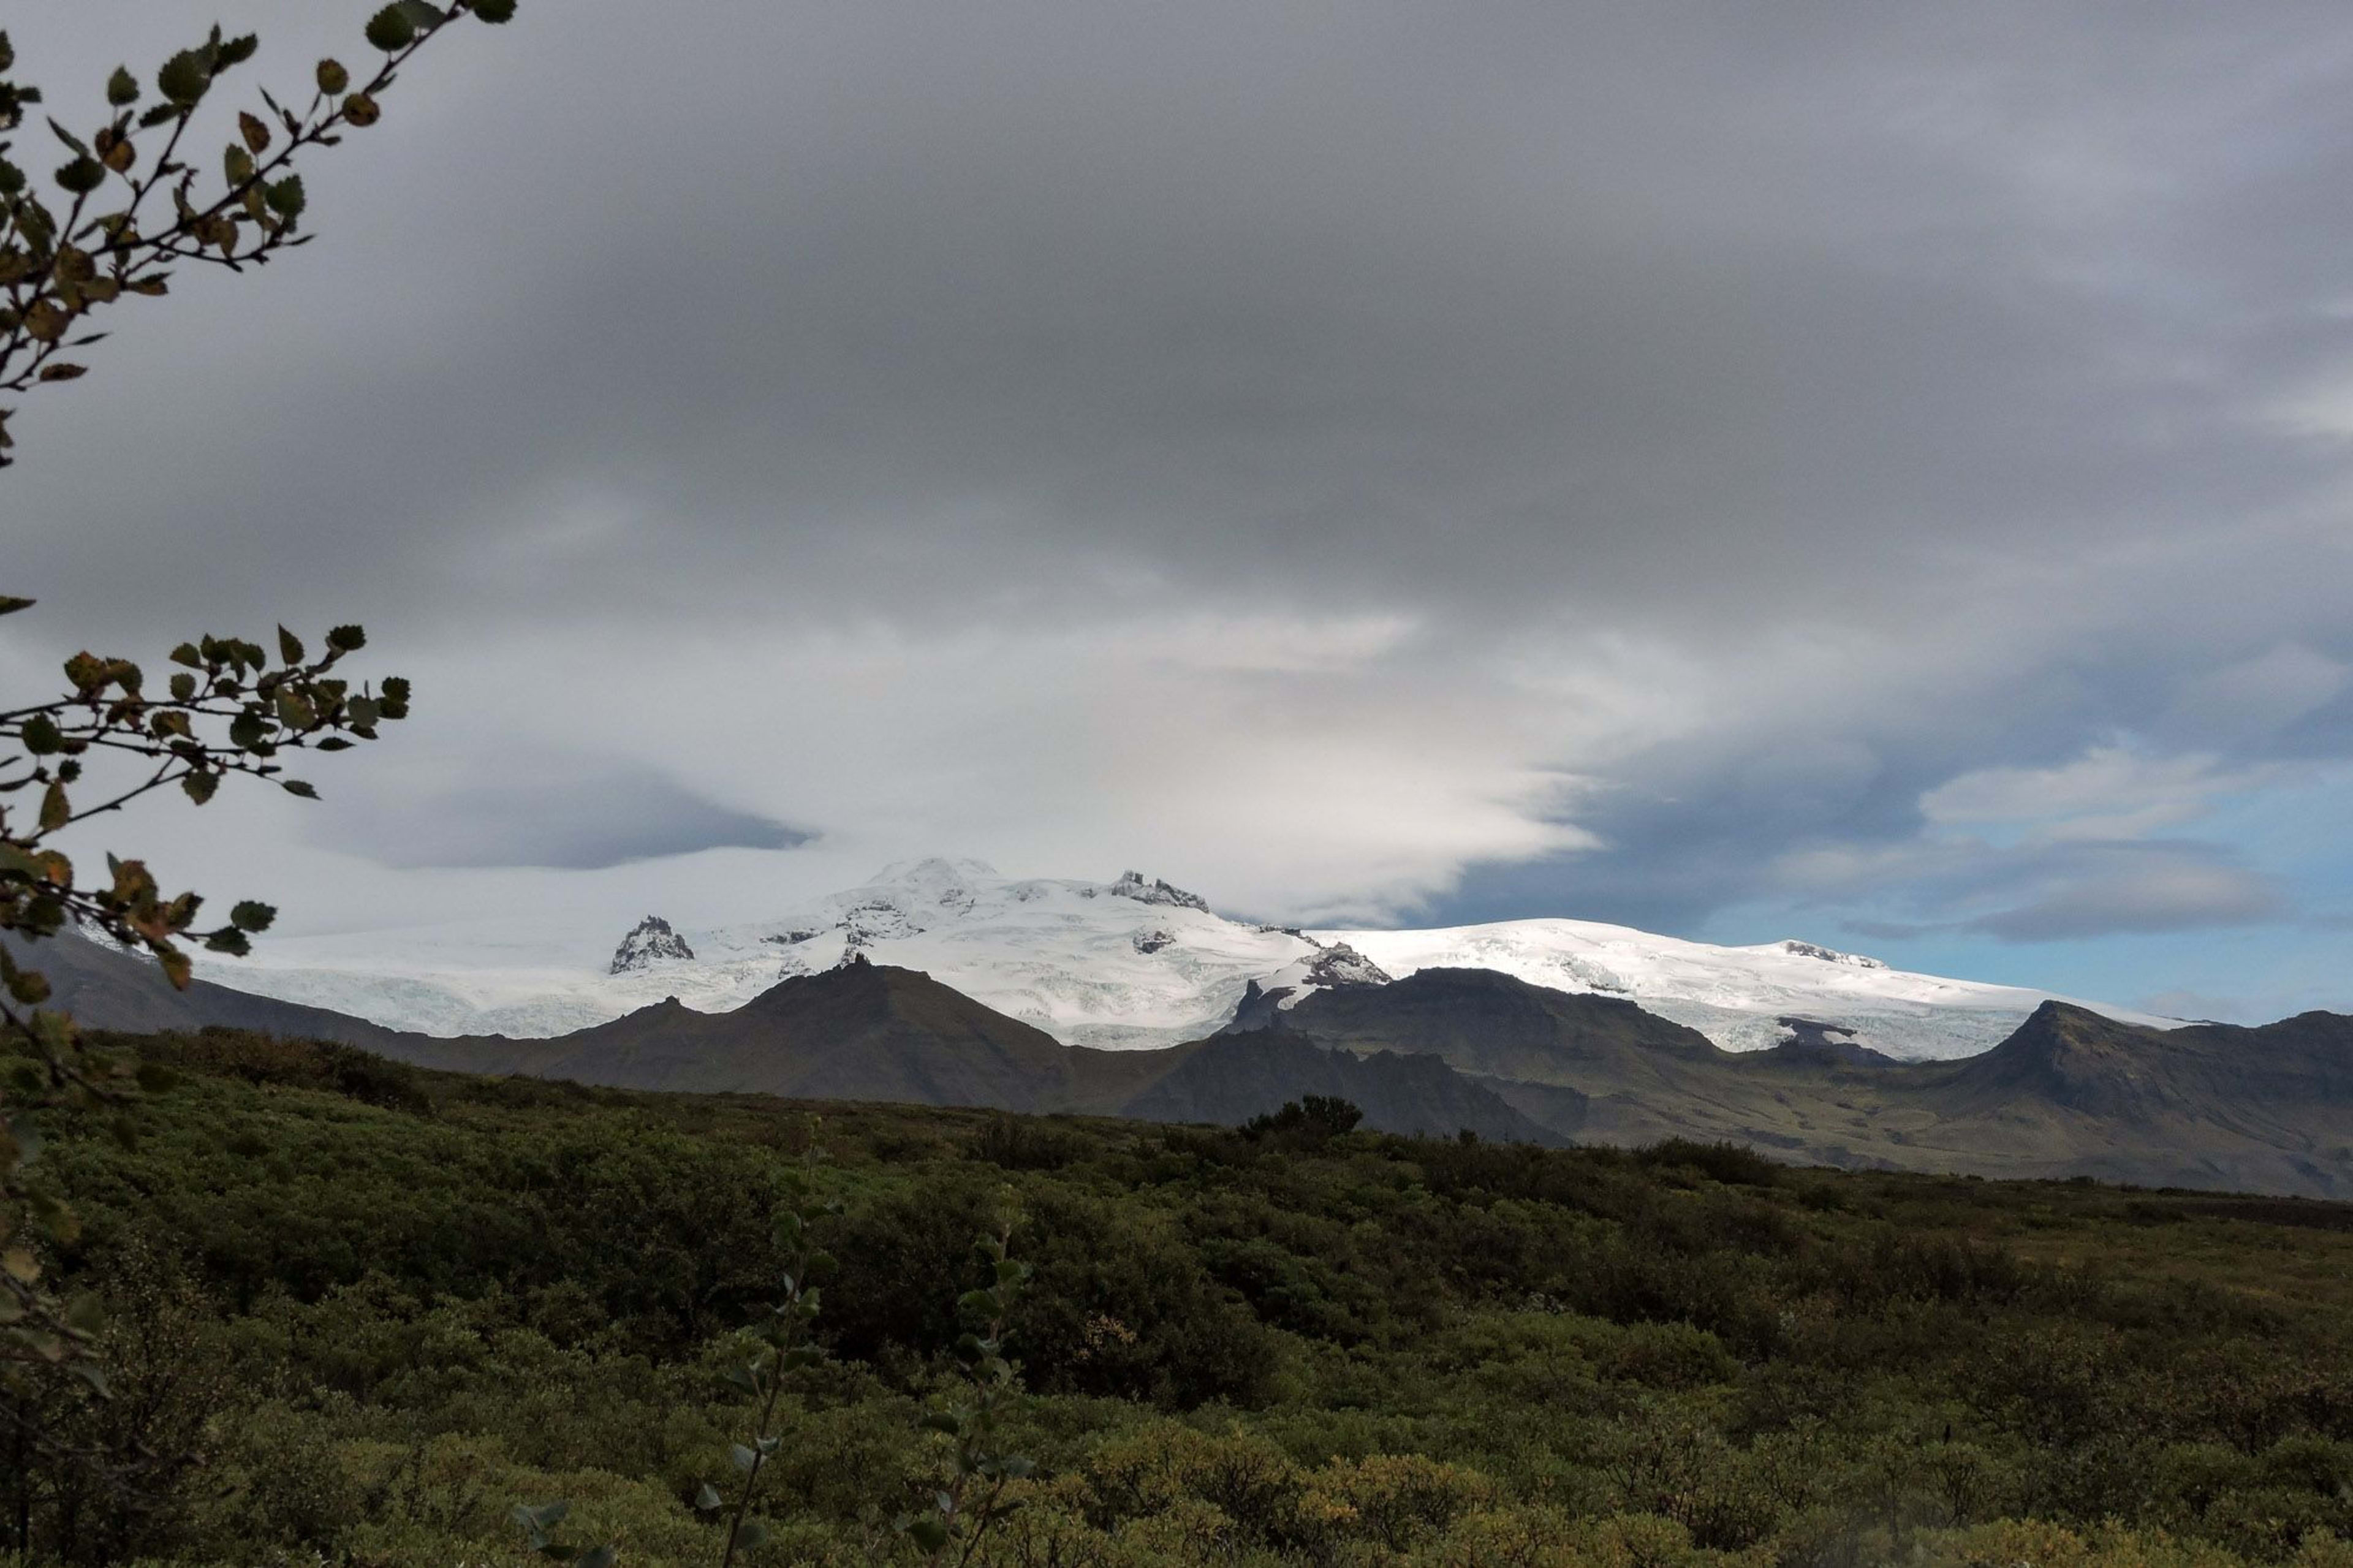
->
[1635, 1138, 1784, 1188]
[0, 1240, 231, 1564]
[828, 1174, 1283, 1409]
[0, 0, 510, 1431]
[0, 589, 412, 1391]
[700, 1178, 839, 1568]
[131, 1026, 431, 1114]
[515, 1501, 618, 1568]
[1241, 1094, 1363, 1145]
[895, 1221, 1033, 1561]
[7, 1035, 2353, 1563]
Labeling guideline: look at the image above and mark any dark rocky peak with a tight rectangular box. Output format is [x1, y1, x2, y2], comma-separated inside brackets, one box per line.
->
[1281, 966, 1538, 1031]
[609, 915, 695, 974]
[1110, 870, 1210, 912]
[1957, 1001, 2194, 1120]
[1993, 1001, 2137, 1064]
[1377, 965, 1577, 1009]
[743, 956, 930, 1019]
[1946, 1001, 2353, 1132]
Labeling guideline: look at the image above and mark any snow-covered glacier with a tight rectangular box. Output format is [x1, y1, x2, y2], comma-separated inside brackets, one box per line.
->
[188, 857, 2173, 1058]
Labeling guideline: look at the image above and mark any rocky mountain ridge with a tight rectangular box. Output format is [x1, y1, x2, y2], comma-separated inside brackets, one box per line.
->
[1261, 969, 2353, 1194]
[31, 924, 2352, 1195]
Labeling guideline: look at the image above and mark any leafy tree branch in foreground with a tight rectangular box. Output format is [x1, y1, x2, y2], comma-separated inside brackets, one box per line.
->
[0, 0, 510, 1426]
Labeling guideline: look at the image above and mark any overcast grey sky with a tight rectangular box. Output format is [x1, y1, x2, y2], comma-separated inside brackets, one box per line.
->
[9, 2, 2353, 1017]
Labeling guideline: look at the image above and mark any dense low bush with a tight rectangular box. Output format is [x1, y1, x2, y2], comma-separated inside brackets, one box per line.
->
[3, 1028, 2351, 1566]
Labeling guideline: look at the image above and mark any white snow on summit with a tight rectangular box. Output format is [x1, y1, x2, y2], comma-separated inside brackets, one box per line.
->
[197, 858, 1319, 1048]
[1316, 918, 2171, 1058]
[191, 857, 2173, 1058]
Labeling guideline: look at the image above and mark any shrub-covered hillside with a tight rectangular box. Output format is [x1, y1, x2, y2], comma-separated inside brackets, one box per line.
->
[8, 1027, 2353, 1567]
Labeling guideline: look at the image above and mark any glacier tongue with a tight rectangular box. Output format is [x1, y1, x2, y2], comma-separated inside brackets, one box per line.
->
[188, 858, 2175, 1058]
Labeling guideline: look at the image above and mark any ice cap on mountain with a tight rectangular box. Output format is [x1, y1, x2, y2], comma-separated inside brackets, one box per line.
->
[192, 856, 2177, 1059]
[863, 856, 1002, 890]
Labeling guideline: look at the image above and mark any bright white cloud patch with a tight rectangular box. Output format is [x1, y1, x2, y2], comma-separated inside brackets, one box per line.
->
[1922, 746, 2283, 843]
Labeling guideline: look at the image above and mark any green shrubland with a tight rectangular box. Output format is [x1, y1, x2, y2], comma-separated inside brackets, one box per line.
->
[4, 1027, 2352, 1567]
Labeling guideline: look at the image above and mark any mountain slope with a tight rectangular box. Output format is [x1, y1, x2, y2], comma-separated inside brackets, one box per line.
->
[32, 930, 1542, 1141]
[29, 925, 2348, 1193]
[1271, 968, 1849, 1149]
[6, 930, 412, 1053]
[452, 961, 1547, 1140]
[1121, 1029, 1558, 1143]
[1270, 966, 1726, 1086]
[1894, 1002, 2353, 1192]
[1267, 972, 2353, 1195]
[185, 857, 2175, 1061]
[455, 958, 1088, 1110]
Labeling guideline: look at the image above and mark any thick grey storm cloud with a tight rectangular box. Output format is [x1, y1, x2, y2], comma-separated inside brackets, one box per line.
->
[331, 756, 808, 871]
[7, 2, 2353, 1007]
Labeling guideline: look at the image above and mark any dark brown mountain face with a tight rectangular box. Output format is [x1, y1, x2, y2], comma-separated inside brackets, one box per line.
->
[18, 933, 1539, 1138]
[1264, 975, 2353, 1196]
[512, 963, 1549, 1137]
[21, 930, 2352, 1195]
[1270, 966, 1725, 1086]
[1118, 1029, 1558, 1143]
[1949, 1002, 2353, 1122]
[435, 959, 1085, 1110]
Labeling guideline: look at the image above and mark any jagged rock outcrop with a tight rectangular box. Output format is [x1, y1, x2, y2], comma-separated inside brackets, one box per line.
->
[1778, 939, 1888, 969]
[1217, 941, 1396, 1033]
[1300, 940, 1392, 988]
[609, 916, 695, 974]
[1109, 871, 1210, 912]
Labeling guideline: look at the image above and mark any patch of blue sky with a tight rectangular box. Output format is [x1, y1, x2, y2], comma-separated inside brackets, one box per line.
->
[1691, 763, 2353, 1022]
